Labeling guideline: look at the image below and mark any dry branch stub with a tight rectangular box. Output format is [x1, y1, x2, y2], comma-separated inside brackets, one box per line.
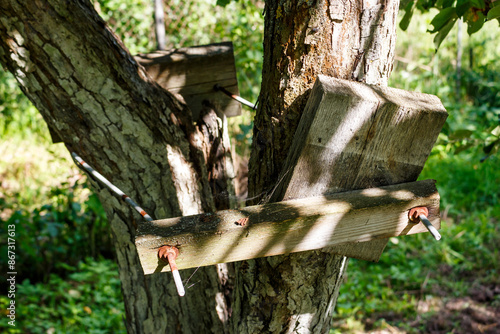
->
[136, 179, 440, 274]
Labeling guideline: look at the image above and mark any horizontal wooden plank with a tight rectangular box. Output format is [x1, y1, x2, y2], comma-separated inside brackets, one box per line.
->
[136, 179, 440, 274]
[135, 42, 241, 119]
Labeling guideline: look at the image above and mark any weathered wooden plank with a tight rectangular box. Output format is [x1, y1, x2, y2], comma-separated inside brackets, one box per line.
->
[270, 75, 448, 260]
[135, 42, 241, 120]
[136, 179, 440, 274]
[48, 42, 241, 144]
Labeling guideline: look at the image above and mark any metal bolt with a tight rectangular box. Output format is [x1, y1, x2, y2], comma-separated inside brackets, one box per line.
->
[158, 246, 185, 296]
[408, 207, 441, 241]
[214, 83, 257, 109]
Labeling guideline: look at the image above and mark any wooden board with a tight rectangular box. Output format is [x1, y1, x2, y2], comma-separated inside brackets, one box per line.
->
[135, 42, 241, 120]
[269, 75, 448, 260]
[136, 179, 439, 274]
[48, 42, 241, 144]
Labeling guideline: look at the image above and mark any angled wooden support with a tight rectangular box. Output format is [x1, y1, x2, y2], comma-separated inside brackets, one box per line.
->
[269, 75, 448, 260]
[136, 179, 440, 274]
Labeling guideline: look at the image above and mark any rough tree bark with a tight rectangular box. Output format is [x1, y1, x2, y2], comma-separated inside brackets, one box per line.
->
[0, 1, 231, 333]
[0, 0, 400, 333]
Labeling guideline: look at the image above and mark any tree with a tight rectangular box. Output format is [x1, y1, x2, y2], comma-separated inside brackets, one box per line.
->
[0, 0, 398, 332]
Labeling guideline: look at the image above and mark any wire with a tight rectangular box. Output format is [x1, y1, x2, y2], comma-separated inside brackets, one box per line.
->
[71, 152, 153, 222]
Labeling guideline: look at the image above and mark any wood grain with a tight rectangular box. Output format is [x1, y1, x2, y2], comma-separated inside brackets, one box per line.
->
[135, 42, 241, 120]
[270, 75, 448, 260]
[136, 180, 439, 274]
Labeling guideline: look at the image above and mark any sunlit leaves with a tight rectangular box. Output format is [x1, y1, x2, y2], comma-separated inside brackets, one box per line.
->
[486, 2, 500, 20]
[429, 7, 457, 33]
[431, 11, 457, 49]
[400, 0, 500, 50]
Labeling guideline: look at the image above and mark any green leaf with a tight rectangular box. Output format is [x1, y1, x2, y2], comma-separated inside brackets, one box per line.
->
[429, 7, 457, 33]
[487, 5, 500, 20]
[456, 0, 472, 16]
[449, 129, 474, 140]
[216, 0, 232, 6]
[400, 0, 415, 31]
[433, 17, 457, 49]
[467, 12, 485, 34]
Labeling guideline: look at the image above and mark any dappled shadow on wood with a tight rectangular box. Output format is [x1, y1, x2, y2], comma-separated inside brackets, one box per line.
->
[136, 179, 440, 274]
[135, 76, 447, 276]
[134, 42, 241, 120]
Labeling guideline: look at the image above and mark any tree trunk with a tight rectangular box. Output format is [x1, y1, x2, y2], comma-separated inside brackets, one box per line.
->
[0, 0, 400, 333]
[236, 0, 399, 332]
[0, 1, 231, 333]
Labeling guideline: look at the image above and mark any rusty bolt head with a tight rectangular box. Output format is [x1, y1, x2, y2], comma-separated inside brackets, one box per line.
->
[408, 207, 429, 223]
[158, 245, 179, 260]
[235, 217, 249, 226]
[158, 246, 180, 271]
[158, 245, 185, 296]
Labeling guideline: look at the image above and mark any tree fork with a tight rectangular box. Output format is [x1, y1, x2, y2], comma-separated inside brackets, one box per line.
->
[0, 0, 233, 332]
[0, 0, 414, 333]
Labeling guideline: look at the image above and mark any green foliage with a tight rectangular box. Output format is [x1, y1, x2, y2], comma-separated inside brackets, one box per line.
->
[391, 12, 500, 159]
[0, 179, 112, 287]
[93, 0, 155, 54]
[0, 69, 49, 140]
[0, 259, 125, 334]
[400, 0, 500, 49]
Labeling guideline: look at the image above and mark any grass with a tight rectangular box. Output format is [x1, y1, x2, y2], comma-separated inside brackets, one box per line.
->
[0, 259, 125, 334]
[332, 152, 500, 333]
